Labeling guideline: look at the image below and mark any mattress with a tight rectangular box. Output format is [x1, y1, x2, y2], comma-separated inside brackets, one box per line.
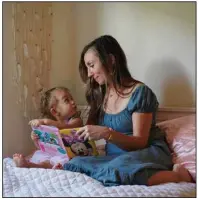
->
[3, 158, 196, 197]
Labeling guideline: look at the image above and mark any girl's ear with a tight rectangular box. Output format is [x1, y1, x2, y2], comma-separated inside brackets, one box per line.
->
[50, 107, 58, 117]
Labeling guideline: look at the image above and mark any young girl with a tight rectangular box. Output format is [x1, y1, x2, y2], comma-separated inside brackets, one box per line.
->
[13, 86, 83, 169]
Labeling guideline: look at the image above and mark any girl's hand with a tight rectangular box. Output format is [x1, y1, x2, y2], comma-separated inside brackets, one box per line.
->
[31, 131, 39, 141]
[76, 125, 109, 141]
[29, 119, 45, 127]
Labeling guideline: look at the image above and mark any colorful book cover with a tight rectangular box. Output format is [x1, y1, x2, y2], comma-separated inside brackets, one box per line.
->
[60, 128, 99, 159]
[32, 125, 67, 156]
[32, 125, 99, 159]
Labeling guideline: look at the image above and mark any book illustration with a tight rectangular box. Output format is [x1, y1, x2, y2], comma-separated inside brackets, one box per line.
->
[32, 125, 67, 156]
[61, 129, 93, 156]
[32, 125, 99, 159]
[60, 128, 99, 159]
[34, 129, 59, 146]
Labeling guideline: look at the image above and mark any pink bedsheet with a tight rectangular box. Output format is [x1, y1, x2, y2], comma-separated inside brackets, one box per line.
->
[158, 115, 196, 181]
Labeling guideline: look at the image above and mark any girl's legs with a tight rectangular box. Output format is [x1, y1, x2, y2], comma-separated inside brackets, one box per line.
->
[148, 164, 192, 186]
[52, 163, 63, 169]
[13, 153, 52, 169]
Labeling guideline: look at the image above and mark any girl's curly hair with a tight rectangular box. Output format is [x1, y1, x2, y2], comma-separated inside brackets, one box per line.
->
[40, 87, 69, 120]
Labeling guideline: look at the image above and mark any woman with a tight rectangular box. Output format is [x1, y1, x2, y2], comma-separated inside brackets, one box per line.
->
[63, 35, 192, 186]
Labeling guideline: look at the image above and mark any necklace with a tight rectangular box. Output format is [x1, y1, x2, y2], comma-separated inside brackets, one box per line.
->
[104, 88, 120, 113]
[109, 92, 114, 98]
[109, 87, 116, 98]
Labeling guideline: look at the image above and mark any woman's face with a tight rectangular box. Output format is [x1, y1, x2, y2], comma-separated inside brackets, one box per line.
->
[84, 48, 108, 85]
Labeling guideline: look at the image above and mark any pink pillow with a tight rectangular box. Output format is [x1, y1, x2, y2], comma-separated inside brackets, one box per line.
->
[157, 115, 196, 182]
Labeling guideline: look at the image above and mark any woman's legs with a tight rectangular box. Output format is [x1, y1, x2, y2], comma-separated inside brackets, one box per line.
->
[148, 164, 192, 186]
[13, 153, 52, 169]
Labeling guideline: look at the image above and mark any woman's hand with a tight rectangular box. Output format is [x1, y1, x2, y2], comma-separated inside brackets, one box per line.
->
[76, 125, 110, 141]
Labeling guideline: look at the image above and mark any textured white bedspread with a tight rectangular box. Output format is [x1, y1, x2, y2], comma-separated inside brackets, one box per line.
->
[3, 158, 196, 197]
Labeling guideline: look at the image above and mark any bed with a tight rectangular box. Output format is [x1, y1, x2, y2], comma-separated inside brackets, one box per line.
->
[3, 106, 196, 197]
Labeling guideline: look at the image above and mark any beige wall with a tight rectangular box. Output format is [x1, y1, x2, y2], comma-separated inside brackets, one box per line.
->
[3, 2, 195, 157]
[50, 3, 76, 98]
[3, 3, 35, 157]
[3, 2, 77, 157]
[74, 2, 196, 107]
[3, 2, 53, 157]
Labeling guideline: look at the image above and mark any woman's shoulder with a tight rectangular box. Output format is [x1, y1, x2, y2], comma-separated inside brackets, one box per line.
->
[127, 83, 159, 113]
[132, 83, 154, 95]
[123, 82, 146, 99]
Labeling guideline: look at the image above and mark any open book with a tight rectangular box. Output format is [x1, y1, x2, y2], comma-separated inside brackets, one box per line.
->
[32, 125, 99, 159]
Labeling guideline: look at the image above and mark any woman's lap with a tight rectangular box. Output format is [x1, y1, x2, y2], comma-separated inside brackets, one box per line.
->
[63, 140, 173, 186]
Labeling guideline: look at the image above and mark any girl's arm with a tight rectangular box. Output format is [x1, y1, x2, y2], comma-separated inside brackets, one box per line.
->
[41, 118, 83, 129]
[53, 118, 83, 129]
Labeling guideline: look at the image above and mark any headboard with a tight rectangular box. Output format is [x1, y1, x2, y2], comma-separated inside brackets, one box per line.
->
[78, 105, 196, 124]
[156, 107, 195, 123]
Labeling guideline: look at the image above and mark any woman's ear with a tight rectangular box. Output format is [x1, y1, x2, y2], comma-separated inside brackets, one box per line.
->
[108, 54, 116, 75]
[109, 54, 115, 65]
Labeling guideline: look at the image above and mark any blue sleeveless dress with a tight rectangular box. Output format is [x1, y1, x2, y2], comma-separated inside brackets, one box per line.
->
[63, 84, 173, 186]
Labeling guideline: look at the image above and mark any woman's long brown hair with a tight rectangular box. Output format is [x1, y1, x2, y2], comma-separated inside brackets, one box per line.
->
[79, 35, 142, 124]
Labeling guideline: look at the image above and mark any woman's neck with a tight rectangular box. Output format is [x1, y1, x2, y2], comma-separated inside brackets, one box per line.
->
[107, 84, 123, 94]
[107, 82, 120, 91]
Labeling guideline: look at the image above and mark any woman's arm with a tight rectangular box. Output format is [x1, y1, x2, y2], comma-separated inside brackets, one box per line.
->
[104, 113, 152, 151]
[77, 112, 152, 151]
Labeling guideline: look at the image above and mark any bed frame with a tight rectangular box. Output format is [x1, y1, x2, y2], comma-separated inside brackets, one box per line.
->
[77, 105, 196, 124]
[156, 107, 195, 123]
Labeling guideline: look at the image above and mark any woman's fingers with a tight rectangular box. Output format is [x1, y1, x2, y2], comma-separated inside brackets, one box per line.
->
[76, 126, 92, 141]
[79, 131, 88, 140]
[84, 133, 90, 141]
[78, 128, 90, 140]
[76, 127, 86, 135]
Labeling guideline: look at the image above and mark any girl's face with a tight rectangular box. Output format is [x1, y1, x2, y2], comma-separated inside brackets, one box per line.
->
[84, 49, 108, 85]
[52, 90, 77, 120]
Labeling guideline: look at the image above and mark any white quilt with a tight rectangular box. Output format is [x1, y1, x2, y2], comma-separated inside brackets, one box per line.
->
[3, 158, 196, 197]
